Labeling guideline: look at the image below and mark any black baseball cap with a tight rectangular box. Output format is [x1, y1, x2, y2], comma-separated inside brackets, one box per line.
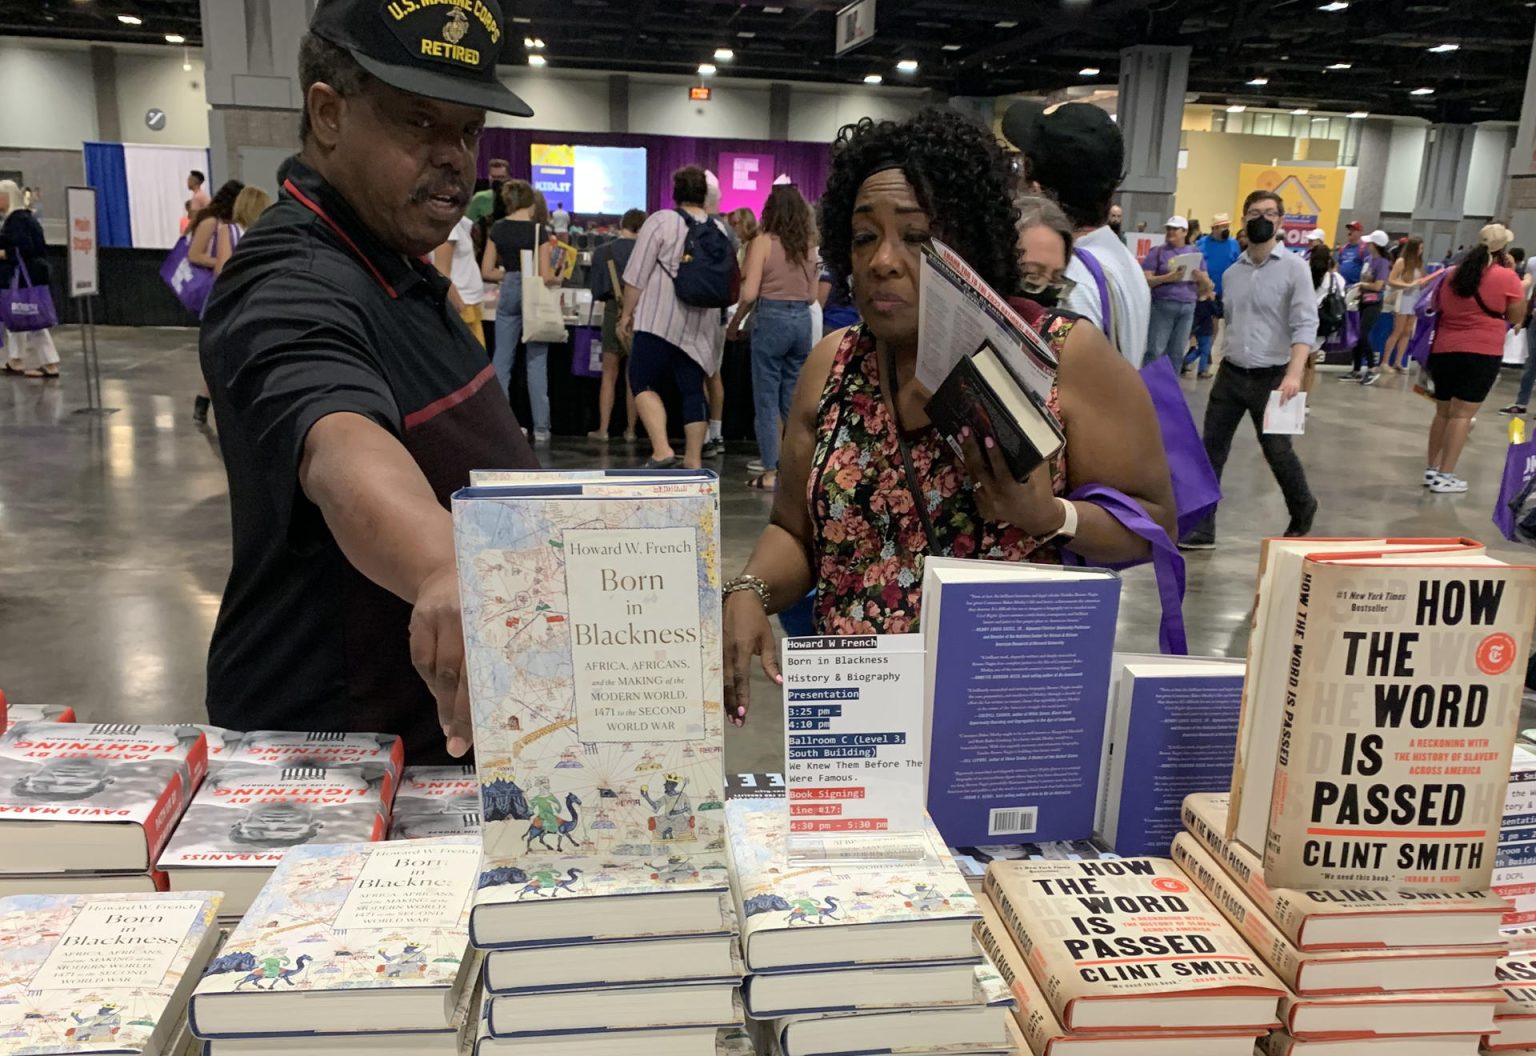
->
[309, 0, 533, 118]
[1001, 100, 1123, 194]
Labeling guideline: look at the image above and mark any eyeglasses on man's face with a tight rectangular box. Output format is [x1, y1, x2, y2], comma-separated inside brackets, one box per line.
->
[1245, 208, 1282, 221]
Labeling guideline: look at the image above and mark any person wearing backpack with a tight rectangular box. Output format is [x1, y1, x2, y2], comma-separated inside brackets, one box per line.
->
[1311, 244, 1347, 357]
[618, 166, 738, 468]
[1423, 224, 1527, 494]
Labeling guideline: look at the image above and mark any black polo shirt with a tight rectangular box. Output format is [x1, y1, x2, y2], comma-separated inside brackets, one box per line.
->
[200, 155, 535, 765]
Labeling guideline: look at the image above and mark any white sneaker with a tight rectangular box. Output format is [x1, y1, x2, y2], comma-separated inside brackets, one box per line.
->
[1429, 473, 1469, 493]
[1424, 468, 1441, 487]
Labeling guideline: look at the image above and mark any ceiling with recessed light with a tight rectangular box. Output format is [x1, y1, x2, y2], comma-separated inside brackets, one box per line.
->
[2, 0, 1531, 122]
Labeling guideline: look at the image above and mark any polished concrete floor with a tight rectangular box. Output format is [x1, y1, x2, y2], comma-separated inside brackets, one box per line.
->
[2, 326, 1532, 773]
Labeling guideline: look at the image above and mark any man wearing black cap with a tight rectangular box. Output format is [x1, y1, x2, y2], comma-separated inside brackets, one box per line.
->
[199, 0, 536, 764]
[1003, 100, 1149, 367]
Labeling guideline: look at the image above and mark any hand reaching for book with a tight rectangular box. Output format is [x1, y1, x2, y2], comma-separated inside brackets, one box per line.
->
[958, 427, 1062, 537]
[409, 565, 473, 758]
[723, 591, 781, 728]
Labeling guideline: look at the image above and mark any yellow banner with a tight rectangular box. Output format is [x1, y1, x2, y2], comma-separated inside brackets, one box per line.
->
[531, 144, 575, 168]
[1236, 164, 1345, 252]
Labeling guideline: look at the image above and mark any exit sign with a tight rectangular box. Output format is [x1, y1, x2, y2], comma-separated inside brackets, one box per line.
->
[690, 86, 712, 101]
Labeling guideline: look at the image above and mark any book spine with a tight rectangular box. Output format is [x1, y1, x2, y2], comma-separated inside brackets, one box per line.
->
[1182, 798, 1307, 948]
[143, 765, 192, 861]
[982, 871, 1062, 1015]
[1172, 835, 1302, 991]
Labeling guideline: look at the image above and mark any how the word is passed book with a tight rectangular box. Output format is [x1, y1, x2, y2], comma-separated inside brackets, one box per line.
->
[726, 797, 981, 972]
[1228, 537, 1483, 856]
[983, 857, 1285, 1032]
[1183, 793, 1508, 949]
[455, 469, 732, 946]
[1171, 833, 1502, 994]
[1264, 551, 1536, 890]
[1260, 1031, 1480, 1056]
[1489, 954, 1536, 1050]
[0, 890, 223, 1056]
[975, 896, 1266, 1056]
[189, 838, 481, 1047]
[0, 721, 207, 873]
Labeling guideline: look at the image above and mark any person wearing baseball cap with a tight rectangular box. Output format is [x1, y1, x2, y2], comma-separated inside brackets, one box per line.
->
[1337, 220, 1366, 284]
[1142, 214, 1211, 368]
[199, 0, 536, 765]
[1345, 230, 1392, 384]
[1002, 100, 1150, 367]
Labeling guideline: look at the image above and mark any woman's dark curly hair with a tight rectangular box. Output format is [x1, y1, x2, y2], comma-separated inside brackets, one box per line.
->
[817, 109, 1021, 297]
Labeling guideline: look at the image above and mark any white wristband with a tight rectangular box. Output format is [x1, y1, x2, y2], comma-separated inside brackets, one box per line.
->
[1051, 497, 1078, 542]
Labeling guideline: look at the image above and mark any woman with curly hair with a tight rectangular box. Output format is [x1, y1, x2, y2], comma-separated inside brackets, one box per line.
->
[720, 110, 1175, 723]
[728, 183, 819, 490]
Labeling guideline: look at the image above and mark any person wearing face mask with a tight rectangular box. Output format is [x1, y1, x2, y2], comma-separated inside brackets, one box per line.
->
[1013, 195, 1076, 309]
[197, 0, 537, 764]
[1178, 189, 1318, 551]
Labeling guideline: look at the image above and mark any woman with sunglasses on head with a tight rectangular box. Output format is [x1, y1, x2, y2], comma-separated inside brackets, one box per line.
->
[720, 112, 1175, 726]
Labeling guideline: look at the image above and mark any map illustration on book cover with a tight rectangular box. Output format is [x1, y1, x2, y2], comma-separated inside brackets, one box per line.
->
[0, 891, 221, 1054]
[158, 764, 389, 866]
[0, 723, 207, 865]
[191, 840, 480, 1006]
[453, 473, 726, 884]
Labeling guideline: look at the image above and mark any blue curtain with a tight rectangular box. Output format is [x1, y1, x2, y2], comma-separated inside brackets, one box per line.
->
[83, 142, 132, 248]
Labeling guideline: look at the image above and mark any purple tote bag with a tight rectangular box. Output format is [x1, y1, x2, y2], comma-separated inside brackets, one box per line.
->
[160, 228, 218, 316]
[0, 258, 58, 332]
[1077, 248, 1221, 538]
[1495, 435, 1536, 541]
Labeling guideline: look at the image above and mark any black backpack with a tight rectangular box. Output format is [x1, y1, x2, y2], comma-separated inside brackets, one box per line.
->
[669, 209, 740, 309]
[1317, 279, 1347, 338]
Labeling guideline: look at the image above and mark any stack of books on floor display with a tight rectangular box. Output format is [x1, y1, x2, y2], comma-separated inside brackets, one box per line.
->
[1181, 795, 1509, 1054]
[981, 854, 1284, 1056]
[729, 799, 1015, 1056]
[0, 721, 207, 897]
[187, 837, 483, 1055]
[389, 764, 482, 839]
[0, 889, 224, 1056]
[454, 469, 747, 1055]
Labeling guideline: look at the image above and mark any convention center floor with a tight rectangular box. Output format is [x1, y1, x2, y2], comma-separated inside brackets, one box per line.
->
[3, 326, 1532, 773]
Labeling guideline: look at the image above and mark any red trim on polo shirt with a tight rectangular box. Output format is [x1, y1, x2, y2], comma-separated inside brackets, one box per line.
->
[403, 363, 496, 429]
[282, 178, 399, 299]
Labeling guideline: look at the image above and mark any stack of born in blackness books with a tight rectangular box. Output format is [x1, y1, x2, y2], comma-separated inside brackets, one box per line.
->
[0, 721, 207, 898]
[728, 798, 1015, 1056]
[187, 837, 484, 1056]
[453, 469, 746, 1055]
[1178, 795, 1509, 1056]
[979, 852, 1285, 1056]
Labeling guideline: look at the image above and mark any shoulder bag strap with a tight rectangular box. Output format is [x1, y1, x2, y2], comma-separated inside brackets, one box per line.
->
[607, 257, 624, 310]
[1473, 284, 1507, 321]
[1074, 247, 1113, 331]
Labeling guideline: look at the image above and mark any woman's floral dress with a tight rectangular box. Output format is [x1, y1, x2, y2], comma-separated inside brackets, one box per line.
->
[807, 319, 1073, 634]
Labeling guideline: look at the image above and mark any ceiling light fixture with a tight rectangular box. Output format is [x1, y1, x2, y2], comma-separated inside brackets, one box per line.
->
[699, 62, 717, 75]
[1290, 107, 1309, 114]
[1247, 76, 1269, 85]
[1348, 109, 1369, 118]
[714, 47, 734, 60]
[512, 16, 531, 23]
[1318, 1, 1349, 10]
[763, 5, 783, 11]
[995, 19, 1019, 27]
[896, 59, 919, 73]
[164, 32, 184, 43]
[864, 73, 883, 84]
[1428, 42, 1460, 53]
[1226, 104, 1247, 112]
[528, 54, 547, 66]
[1326, 62, 1352, 70]
[117, 13, 142, 24]
[1410, 86, 1434, 95]
[737, 31, 755, 38]
[1079, 66, 1100, 76]
[941, 44, 962, 51]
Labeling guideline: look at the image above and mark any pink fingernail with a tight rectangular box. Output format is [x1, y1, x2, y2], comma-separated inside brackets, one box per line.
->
[736, 706, 745, 716]
[984, 436, 995, 450]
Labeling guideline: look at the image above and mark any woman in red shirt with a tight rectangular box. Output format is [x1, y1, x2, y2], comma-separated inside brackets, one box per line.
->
[1424, 224, 1527, 493]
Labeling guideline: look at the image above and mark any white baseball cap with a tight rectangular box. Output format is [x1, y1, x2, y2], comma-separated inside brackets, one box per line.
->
[1364, 229, 1390, 248]
[1308, 228, 1327, 242]
[1165, 215, 1189, 230]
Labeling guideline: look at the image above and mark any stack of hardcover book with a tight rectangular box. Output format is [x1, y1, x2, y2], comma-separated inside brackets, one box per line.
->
[454, 469, 746, 1055]
[980, 853, 1285, 1056]
[1178, 794, 1508, 1053]
[0, 889, 224, 1055]
[729, 799, 1015, 1056]
[0, 699, 77, 733]
[389, 764, 482, 840]
[0, 720, 207, 897]
[188, 837, 483, 1055]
